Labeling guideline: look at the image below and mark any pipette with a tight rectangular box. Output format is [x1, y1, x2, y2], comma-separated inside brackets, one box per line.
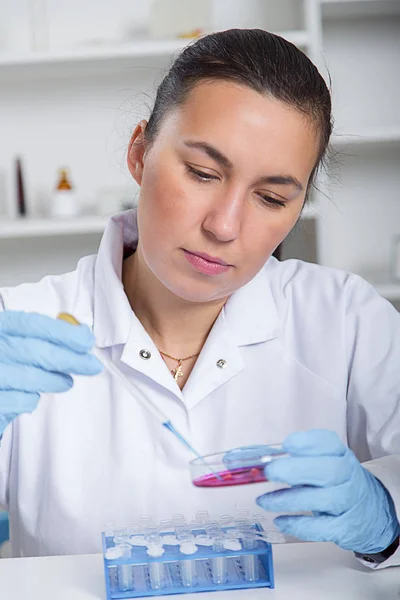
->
[57, 313, 222, 479]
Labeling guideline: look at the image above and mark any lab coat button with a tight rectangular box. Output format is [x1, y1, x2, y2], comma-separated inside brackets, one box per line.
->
[361, 556, 376, 564]
[139, 349, 151, 360]
[216, 359, 227, 369]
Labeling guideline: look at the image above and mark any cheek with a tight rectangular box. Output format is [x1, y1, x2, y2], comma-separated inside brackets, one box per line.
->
[141, 156, 190, 218]
[243, 208, 300, 259]
[137, 159, 198, 262]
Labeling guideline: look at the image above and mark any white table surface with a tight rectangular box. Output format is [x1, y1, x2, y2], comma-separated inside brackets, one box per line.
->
[0, 542, 399, 600]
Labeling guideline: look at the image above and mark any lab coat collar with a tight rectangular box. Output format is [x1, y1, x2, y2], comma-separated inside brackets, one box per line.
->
[223, 264, 280, 347]
[93, 210, 138, 348]
[177, 268, 281, 409]
[93, 210, 190, 399]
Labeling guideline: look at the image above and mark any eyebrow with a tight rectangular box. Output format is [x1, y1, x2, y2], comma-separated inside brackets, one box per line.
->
[183, 140, 303, 192]
[256, 174, 303, 192]
[184, 140, 234, 170]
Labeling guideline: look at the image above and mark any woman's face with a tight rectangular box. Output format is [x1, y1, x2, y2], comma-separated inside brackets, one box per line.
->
[129, 81, 320, 303]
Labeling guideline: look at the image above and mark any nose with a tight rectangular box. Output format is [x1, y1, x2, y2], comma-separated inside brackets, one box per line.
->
[202, 187, 244, 243]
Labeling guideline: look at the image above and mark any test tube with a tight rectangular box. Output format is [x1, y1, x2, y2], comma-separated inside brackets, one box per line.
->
[195, 510, 210, 524]
[180, 559, 196, 588]
[114, 527, 130, 545]
[118, 543, 134, 591]
[175, 524, 191, 540]
[211, 538, 228, 585]
[128, 524, 141, 536]
[222, 527, 242, 551]
[172, 513, 186, 525]
[140, 515, 158, 536]
[219, 514, 234, 533]
[146, 533, 164, 547]
[205, 521, 221, 538]
[235, 517, 252, 533]
[146, 533, 165, 590]
[159, 519, 173, 533]
[189, 519, 202, 533]
[148, 562, 165, 590]
[105, 546, 123, 593]
[104, 521, 115, 540]
[128, 524, 146, 547]
[219, 514, 234, 525]
[236, 509, 251, 519]
[179, 534, 198, 588]
[194, 533, 213, 547]
[241, 534, 259, 582]
[226, 527, 241, 539]
[251, 513, 269, 536]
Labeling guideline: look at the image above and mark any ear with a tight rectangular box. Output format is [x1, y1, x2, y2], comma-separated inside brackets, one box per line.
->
[127, 119, 148, 185]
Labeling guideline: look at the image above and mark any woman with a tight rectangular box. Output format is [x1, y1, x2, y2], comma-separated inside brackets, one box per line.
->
[0, 29, 399, 565]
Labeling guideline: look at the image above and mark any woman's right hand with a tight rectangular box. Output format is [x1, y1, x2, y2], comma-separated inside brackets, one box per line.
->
[0, 311, 103, 437]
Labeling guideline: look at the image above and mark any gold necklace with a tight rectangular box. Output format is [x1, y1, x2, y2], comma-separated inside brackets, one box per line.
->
[159, 350, 200, 381]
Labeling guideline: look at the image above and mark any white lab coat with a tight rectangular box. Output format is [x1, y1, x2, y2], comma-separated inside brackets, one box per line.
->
[0, 210, 399, 567]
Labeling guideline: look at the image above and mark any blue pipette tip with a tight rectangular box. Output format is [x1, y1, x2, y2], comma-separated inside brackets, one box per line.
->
[162, 421, 202, 460]
[163, 421, 223, 481]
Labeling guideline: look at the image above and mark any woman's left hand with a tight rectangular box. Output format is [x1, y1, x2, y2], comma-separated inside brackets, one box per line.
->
[256, 429, 400, 554]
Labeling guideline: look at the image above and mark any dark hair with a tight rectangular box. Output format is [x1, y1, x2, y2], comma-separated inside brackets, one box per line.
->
[145, 29, 332, 195]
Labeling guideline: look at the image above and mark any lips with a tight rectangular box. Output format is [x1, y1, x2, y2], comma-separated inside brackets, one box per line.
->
[183, 249, 232, 275]
[188, 251, 230, 266]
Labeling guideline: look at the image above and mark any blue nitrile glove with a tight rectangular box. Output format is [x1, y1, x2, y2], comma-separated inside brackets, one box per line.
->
[256, 429, 400, 554]
[0, 311, 103, 437]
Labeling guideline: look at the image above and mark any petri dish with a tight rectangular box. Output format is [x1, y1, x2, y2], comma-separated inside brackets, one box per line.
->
[190, 444, 288, 488]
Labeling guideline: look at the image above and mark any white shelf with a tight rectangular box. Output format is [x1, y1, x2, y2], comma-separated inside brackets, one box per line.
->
[321, 0, 400, 19]
[0, 204, 318, 241]
[0, 39, 189, 68]
[331, 127, 400, 148]
[0, 216, 109, 239]
[0, 30, 310, 75]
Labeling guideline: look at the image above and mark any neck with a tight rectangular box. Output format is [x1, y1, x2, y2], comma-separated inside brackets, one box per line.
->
[122, 246, 227, 357]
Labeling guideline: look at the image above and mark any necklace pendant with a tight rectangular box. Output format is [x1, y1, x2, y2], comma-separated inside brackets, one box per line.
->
[172, 363, 184, 381]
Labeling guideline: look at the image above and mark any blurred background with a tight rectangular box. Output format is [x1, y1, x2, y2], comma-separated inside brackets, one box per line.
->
[0, 0, 399, 310]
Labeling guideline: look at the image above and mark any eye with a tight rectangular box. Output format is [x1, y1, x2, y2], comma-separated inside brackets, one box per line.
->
[257, 193, 287, 209]
[186, 164, 219, 182]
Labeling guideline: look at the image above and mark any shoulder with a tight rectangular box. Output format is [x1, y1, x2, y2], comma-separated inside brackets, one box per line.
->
[264, 257, 400, 327]
[0, 254, 96, 326]
[265, 256, 352, 295]
[264, 256, 376, 313]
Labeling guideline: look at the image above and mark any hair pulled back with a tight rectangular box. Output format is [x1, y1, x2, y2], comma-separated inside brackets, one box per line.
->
[145, 29, 332, 190]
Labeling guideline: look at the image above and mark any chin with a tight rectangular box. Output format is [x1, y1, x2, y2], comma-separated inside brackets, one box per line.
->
[162, 278, 231, 304]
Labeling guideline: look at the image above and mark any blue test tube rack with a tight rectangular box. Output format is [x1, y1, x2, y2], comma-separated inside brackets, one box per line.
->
[101, 517, 274, 598]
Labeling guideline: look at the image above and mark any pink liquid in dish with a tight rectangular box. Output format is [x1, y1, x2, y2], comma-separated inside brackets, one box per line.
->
[193, 465, 267, 487]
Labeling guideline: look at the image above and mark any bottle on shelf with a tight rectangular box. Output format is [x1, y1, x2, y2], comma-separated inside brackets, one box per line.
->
[51, 168, 79, 218]
[16, 157, 27, 217]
